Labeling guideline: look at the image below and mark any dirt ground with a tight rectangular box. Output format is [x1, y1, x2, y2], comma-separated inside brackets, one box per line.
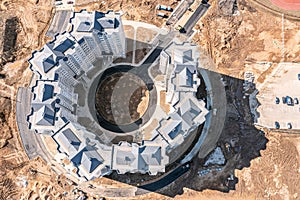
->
[95, 72, 149, 125]
[189, 0, 300, 199]
[0, 0, 299, 199]
[75, 0, 179, 27]
[193, 0, 300, 79]
[0, 0, 57, 199]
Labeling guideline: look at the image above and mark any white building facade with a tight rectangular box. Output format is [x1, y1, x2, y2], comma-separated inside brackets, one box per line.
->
[26, 11, 208, 181]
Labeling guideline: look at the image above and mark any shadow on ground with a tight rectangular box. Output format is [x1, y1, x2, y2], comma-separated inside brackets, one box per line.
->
[104, 69, 268, 197]
[113, 38, 153, 65]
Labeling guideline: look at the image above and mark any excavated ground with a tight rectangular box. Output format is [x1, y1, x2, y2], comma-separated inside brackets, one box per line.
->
[95, 72, 149, 125]
[0, 0, 299, 199]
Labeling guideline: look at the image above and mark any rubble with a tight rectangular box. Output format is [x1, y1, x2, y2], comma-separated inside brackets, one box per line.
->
[218, 0, 238, 16]
[203, 147, 226, 166]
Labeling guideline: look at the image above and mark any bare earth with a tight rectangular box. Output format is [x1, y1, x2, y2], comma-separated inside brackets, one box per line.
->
[0, 0, 299, 199]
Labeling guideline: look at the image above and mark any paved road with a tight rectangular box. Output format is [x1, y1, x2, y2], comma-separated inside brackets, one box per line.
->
[46, 10, 72, 38]
[183, 3, 210, 35]
[197, 68, 227, 159]
[166, 0, 195, 26]
[137, 164, 190, 193]
[16, 87, 52, 161]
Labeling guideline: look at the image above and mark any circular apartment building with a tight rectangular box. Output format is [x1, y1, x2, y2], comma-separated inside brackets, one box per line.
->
[25, 10, 209, 181]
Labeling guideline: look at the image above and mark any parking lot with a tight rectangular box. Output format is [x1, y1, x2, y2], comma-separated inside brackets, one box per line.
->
[256, 63, 300, 130]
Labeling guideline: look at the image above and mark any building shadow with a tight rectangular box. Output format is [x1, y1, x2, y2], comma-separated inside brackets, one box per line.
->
[17, 20, 268, 197]
[103, 69, 268, 197]
[113, 38, 154, 65]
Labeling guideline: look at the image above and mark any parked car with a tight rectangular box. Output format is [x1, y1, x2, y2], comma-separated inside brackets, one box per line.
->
[298, 74, 300, 80]
[55, 1, 62, 5]
[282, 96, 286, 104]
[286, 96, 293, 106]
[275, 97, 280, 104]
[67, 1, 74, 4]
[275, 121, 280, 129]
[287, 123, 292, 129]
[294, 97, 299, 104]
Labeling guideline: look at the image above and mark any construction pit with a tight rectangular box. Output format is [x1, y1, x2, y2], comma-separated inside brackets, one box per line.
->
[95, 71, 150, 126]
[0, 0, 299, 200]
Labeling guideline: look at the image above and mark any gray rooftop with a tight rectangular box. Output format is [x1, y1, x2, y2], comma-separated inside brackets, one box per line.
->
[159, 113, 183, 140]
[53, 38, 76, 53]
[42, 54, 56, 73]
[72, 146, 104, 173]
[73, 11, 121, 34]
[35, 105, 55, 126]
[116, 150, 136, 165]
[54, 126, 83, 157]
[179, 98, 201, 117]
[140, 146, 162, 166]
[174, 49, 193, 64]
[42, 84, 54, 102]
[62, 128, 81, 151]
[97, 17, 116, 29]
[174, 64, 196, 87]
[77, 21, 93, 32]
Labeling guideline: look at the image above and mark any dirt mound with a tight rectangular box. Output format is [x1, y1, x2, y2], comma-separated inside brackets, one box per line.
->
[218, 0, 238, 15]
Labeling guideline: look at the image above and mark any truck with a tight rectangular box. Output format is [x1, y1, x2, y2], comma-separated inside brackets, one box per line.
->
[157, 12, 168, 18]
[175, 25, 186, 33]
[156, 5, 173, 12]
[55, 1, 63, 5]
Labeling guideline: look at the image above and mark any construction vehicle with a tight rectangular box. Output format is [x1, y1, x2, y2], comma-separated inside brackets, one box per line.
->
[175, 25, 186, 33]
[175, 25, 183, 31]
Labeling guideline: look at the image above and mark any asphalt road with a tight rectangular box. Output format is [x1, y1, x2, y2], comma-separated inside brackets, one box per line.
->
[166, 0, 195, 25]
[46, 10, 72, 38]
[137, 164, 190, 193]
[16, 87, 52, 161]
[183, 3, 210, 35]
[197, 69, 227, 159]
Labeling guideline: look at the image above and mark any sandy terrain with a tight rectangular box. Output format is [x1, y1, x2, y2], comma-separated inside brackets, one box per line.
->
[189, 0, 300, 199]
[0, 0, 299, 199]
[75, 0, 179, 27]
[193, 0, 300, 79]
